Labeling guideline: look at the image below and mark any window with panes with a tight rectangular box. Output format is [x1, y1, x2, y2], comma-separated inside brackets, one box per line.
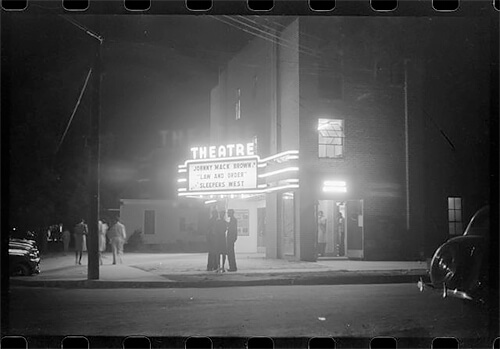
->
[318, 118, 344, 158]
[448, 197, 463, 235]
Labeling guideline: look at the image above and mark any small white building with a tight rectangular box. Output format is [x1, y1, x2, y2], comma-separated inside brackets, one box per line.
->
[119, 198, 263, 253]
[119, 199, 208, 251]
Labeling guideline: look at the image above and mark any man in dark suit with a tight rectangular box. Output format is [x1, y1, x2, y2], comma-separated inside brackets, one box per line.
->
[206, 209, 218, 271]
[226, 209, 238, 272]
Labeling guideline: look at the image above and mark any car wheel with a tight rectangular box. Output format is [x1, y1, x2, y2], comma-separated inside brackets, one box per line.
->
[11, 263, 31, 276]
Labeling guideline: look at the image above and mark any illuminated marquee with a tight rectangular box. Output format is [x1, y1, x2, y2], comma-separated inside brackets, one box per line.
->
[178, 145, 300, 197]
[188, 157, 258, 191]
[190, 143, 255, 160]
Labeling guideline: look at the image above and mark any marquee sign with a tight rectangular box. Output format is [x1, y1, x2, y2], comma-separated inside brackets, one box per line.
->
[178, 143, 300, 197]
[190, 143, 255, 160]
[188, 157, 258, 191]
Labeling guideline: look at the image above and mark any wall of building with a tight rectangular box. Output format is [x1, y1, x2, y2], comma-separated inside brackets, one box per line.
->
[120, 199, 207, 251]
[278, 18, 300, 153]
[207, 17, 492, 261]
[295, 17, 492, 259]
[419, 18, 491, 255]
[210, 83, 224, 144]
[297, 18, 408, 260]
[209, 30, 282, 258]
[263, 193, 277, 259]
[212, 35, 275, 157]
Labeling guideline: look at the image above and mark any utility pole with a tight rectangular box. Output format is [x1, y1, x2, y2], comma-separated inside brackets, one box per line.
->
[88, 17, 102, 280]
[404, 59, 410, 233]
[57, 14, 103, 279]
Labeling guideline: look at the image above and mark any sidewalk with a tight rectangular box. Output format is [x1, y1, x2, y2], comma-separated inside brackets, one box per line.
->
[9, 252, 429, 289]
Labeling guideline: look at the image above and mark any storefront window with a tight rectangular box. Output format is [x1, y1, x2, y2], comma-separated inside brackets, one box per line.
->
[282, 192, 295, 256]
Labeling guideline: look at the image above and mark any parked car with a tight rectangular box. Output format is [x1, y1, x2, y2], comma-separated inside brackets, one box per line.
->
[9, 238, 41, 276]
[418, 205, 491, 304]
[10, 237, 38, 250]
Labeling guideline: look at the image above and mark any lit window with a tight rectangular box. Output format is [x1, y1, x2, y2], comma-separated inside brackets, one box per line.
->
[235, 88, 241, 120]
[318, 118, 344, 158]
[448, 197, 463, 235]
[144, 210, 155, 235]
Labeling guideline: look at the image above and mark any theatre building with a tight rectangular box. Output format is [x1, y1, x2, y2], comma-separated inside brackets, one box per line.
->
[177, 17, 491, 261]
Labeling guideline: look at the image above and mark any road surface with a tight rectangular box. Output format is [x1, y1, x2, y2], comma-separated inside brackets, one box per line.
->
[7, 284, 497, 347]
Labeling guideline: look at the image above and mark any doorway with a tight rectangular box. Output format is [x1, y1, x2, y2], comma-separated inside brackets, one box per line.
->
[345, 200, 364, 259]
[317, 199, 364, 259]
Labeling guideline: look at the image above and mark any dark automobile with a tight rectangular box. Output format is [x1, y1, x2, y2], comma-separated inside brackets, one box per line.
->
[9, 238, 41, 276]
[418, 205, 491, 303]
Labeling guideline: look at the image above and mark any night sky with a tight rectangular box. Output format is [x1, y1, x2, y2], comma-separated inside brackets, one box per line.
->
[9, 14, 253, 158]
[5, 14, 254, 227]
[4, 13, 494, 230]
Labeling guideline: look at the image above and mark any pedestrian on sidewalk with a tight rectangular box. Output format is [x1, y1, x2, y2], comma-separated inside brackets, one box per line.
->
[206, 208, 218, 271]
[107, 217, 126, 264]
[337, 212, 345, 256]
[318, 211, 327, 257]
[62, 226, 70, 256]
[226, 209, 238, 272]
[214, 210, 228, 273]
[74, 219, 88, 265]
[98, 219, 108, 265]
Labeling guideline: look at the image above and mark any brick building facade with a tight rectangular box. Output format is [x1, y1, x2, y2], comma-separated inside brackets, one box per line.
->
[201, 16, 491, 261]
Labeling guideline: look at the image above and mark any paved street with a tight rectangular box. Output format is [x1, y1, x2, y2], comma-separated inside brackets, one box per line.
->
[8, 283, 495, 347]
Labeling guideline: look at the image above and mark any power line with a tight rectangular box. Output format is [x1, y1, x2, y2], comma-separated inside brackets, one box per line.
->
[210, 16, 282, 51]
[55, 68, 93, 155]
[227, 16, 319, 58]
[210, 16, 317, 60]
[259, 16, 324, 44]
[235, 16, 319, 56]
[226, 16, 319, 58]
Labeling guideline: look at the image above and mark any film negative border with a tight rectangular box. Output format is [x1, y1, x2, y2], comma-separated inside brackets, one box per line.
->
[1, 0, 498, 348]
[1, 0, 499, 14]
[1, 336, 500, 348]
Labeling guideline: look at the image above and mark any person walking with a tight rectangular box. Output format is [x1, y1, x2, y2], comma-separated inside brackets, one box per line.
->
[206, 209, 218, 271]
[226, 209, 238, 272]
[318, 211, 327, 257]
[214, 210, 228, 273]
[62, 226, 71, 256]
[107, 217, 126, 264]
[74, 219, 88, 265]
[98, 219, 108, 265]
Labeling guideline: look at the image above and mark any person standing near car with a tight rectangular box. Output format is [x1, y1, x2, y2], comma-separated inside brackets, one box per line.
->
[74, 219, 88, 265]
[107, 217, 126, 264]
[226, 209, 238, 272]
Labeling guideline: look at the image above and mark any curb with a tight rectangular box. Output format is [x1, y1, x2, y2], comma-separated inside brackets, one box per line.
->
[9, 271, 427, 289]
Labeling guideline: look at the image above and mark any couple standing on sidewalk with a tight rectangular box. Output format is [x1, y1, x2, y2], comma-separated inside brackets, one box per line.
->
[207, 208, 238, 273]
